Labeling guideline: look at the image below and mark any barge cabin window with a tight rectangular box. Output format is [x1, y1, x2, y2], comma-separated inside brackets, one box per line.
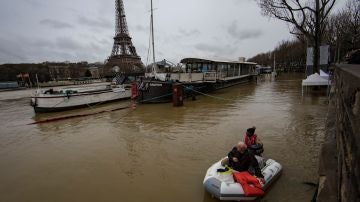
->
[181, 58, 256, 78]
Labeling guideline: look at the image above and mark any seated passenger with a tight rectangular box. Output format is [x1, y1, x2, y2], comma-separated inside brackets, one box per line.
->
[228, 142, 264, 179]
[244, 126, 259, 147]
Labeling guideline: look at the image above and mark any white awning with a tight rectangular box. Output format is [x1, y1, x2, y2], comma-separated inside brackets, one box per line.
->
[302, 73, 330, 86]
[320, 69, 329, 80]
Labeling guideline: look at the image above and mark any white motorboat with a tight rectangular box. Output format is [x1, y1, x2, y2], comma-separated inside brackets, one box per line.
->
[31, 84, 131, 113]
[203, 157, 282, 201]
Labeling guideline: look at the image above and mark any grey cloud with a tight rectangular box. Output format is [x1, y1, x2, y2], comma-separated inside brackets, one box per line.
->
[29, 39, 56, 49]
[78, 16, 113, 29]
[56, 37, 85, 50]
[194, 42, 238, 58]
[178, 29, 201, 37]
[232, 0, 253, 5]
[0, 37, 29, 63]
[54, 36, 111, 60]
[133, 25, 148, 32]
[40, 19, 73, 29]
[90, 43, 102, 51]
[23, 0, 44, 8]
[135, 44, 148, 55]
[51, 38, 109, 62]
[0, 33, 109, 64]
[44, 50, 75, 62]
[0, 36, 70, 63]
[0, 0, 293, 63]
[227, 21, 263, 40]
[0, 46, 27, 63]
[97, 38, 112, 45]
[157, 51, 165, 58]
[170, 29, 201, 43]
[194, 43, 218, 52]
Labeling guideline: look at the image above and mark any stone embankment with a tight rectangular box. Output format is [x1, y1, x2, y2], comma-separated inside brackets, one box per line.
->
[317, 64, 360, 201]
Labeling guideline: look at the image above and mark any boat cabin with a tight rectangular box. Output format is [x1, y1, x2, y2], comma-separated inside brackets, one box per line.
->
[170, 58, 257, 83]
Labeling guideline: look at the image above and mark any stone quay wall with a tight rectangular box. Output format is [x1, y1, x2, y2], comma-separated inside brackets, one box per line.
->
[317, 64, 360, 201]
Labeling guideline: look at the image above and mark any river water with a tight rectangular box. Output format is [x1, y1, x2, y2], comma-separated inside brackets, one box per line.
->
[0, 73, 328, 202]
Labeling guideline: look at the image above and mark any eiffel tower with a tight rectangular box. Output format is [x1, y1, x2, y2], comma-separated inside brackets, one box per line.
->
[104, 0, 144, 77]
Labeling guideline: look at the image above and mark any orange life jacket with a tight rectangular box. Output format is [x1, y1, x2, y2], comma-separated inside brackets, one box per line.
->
[233, 171, 265, 197]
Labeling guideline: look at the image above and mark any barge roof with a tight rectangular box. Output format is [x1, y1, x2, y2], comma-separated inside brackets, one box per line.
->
[180, 58, 257, 65]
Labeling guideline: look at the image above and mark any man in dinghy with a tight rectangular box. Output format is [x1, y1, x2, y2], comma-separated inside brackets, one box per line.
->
[228, 142, 264, 181]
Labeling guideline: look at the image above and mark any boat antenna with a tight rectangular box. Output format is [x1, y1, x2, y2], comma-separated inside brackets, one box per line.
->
[150, 0, 156, 74]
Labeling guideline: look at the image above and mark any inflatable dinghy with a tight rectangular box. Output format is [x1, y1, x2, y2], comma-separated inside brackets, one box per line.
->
[203, 157, 282, 201]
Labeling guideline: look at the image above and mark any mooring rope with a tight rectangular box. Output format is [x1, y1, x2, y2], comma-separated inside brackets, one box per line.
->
[182, 85, 239, 102]
[28, 105, 131, 125]
[183, 85, 300, 104]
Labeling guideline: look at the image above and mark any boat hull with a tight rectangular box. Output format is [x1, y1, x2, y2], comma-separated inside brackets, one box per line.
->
[137, 75, 255, 103]
[137, 80, 173, 103]
[32, 89, 131, 113]
[203, 157, 282, 201]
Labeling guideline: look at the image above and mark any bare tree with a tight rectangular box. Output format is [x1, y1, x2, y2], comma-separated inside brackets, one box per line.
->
[258, 0, 336, 74]
[343, 0, 360, 51]
[248, 39, 306, 72]
[325, 0, 360, 62]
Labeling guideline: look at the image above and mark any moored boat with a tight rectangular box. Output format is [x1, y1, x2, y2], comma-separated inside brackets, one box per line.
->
[137, 60, 176, 103]
[178, 57, 257, 91]
[136, 0, 176, 104]
[138, 58, 257, 103]
[137, 0, 258, 103]
[31, 84, 131, 113]
[137, 78, 173, 103]
[203, 157, 282, 201]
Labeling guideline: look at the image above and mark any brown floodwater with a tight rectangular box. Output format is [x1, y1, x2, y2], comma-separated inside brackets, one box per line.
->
[0, 73, 328, 202]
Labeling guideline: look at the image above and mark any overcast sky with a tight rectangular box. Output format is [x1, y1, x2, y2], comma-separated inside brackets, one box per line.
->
[0, 0, 346, 64]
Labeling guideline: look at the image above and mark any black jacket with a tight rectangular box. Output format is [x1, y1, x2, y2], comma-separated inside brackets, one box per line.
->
[228, 147, 264, 178]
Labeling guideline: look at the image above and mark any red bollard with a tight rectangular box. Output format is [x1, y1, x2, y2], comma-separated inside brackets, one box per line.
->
[131, 81, 138, 99]
[131, 81, 138, 108]
[172, 84, 183, 107]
